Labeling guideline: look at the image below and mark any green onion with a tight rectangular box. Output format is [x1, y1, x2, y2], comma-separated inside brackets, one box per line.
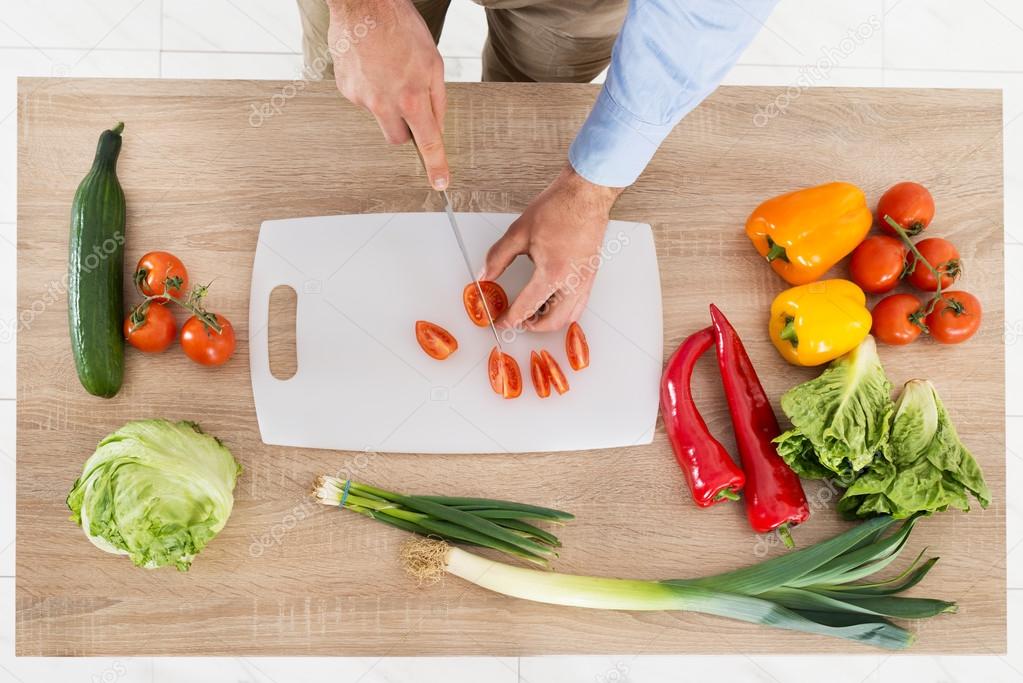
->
[399, 514, 953, 650]
[313, 476, 572, 568]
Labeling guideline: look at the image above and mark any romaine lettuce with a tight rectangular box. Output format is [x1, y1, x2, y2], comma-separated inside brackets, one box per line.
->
[774, 336, 894, 481]
[838, 379, 990, 519]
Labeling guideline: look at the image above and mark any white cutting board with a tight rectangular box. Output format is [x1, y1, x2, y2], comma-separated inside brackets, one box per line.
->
[249, 212, 662, 454]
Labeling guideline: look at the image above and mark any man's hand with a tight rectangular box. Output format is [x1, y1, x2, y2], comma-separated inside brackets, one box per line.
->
[481, 165, 624, 332]
[327, 0, 449, 189]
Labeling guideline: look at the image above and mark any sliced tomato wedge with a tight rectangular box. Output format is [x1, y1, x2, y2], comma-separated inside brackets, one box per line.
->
[540, 350, 569, 395]
[529, 351, 551, 398]
[415, 320, 458, 360]
[463, 281, 509, 327]
[488, 346, 522, 399]
[565, 321, 589, 371]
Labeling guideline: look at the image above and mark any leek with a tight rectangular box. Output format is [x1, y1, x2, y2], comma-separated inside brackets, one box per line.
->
[400, 515, 953, 650]
[313, 476, 572, 567]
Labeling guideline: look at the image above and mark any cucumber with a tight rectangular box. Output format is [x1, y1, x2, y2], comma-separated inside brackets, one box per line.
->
[68, 122, 126, 397]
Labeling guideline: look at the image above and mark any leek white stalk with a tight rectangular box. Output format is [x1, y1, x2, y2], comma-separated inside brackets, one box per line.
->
[400, 515, 955, 651]
[443, 543, 685, 611]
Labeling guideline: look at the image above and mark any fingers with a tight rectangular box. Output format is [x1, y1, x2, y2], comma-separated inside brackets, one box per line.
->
[500, 273, 559, 330]
[405, 112, 449, 191]
[481, 225, 529, 282]
[430, 65, 447, 131]
[528, 277, 594, 332]
[372, 108, 412, 145]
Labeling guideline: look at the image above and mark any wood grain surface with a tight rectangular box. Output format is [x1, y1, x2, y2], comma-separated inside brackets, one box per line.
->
[16, 78, 1005, 655]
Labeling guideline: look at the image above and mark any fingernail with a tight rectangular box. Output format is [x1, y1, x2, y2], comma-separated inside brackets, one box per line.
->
[476, 267, 486, 280]
[433, 176, 448, 190]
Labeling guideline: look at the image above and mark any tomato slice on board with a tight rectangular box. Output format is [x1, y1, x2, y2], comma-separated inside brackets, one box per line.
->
[540, 350, 569, 395]
[463, 281, 509, 327]
[530, 351, 551, 398]
[565, 322, 589, 371]
[415, 320, 458, 360]
[488, 346, 522, 399]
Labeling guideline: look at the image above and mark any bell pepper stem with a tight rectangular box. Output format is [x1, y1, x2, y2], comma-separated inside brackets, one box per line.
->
[715, 487, 740, 502]
[777, 523, 795, 549]
[779, 316, 798, 347]
[765, 239, 788, 263]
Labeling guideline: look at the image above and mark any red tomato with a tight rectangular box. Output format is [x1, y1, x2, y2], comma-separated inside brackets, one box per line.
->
[876, 182, 935, 236]
[529, 351, 550, 398]
[925, 291, 982, 344]
[540, 350, 569, 395]
[565, 321, 590, 371]
[907, 238, 961, 291]
[487, 346, 522, 399]
[181, 313, 236, 366]
[871, 294, 924, 346]
[124, 302, 177, 353]
[848, 235, 907, 294]
[135, 251, 189, 302]
[415, 320, 458, 360]
[463, 281, 509, 327]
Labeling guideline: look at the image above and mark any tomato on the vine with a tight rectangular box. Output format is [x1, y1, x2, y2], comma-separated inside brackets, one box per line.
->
[925, 291, 982, 344]
[907, 237, 961, 291]
[135, 251, 189, 302]
[877, 182, 934, 237]
[871, 293, 924, 346]
[181, 313, 236, 366]
[124, 302, 177, 353]
[848, 235, 907, 294]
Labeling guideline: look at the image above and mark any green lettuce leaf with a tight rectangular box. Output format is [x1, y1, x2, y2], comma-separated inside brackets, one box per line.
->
[838, 380, 990, 519]
[774, 336, 894, 480]
[67, 419, 242, 571]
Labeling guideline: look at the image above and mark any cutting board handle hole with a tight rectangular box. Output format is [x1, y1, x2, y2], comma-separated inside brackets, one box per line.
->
[268, 285, 298, 380]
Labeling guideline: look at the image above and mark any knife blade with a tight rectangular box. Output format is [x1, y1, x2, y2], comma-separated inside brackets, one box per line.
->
[441, 190, 504, 352]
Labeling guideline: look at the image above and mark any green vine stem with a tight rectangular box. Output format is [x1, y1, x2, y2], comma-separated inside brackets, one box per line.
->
[129, 273, 224, 334]
[882, 214, 948, 327]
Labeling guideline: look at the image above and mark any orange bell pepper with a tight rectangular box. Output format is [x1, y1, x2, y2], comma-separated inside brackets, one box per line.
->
[745, 182, 872, 285]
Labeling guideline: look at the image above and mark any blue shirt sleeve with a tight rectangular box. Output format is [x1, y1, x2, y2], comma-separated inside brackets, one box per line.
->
[568, 0, 778, 187]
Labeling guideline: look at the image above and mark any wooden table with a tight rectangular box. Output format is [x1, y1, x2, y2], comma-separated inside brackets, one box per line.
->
[16, 79, 1005, 655]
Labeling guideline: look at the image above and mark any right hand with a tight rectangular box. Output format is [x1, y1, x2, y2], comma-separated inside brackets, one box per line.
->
[327, 0, 449, 189]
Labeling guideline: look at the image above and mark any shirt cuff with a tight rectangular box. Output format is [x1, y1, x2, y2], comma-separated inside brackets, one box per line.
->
[568, 85, 676, 188]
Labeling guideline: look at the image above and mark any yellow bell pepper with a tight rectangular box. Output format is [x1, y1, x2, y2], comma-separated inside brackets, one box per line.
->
[746, 182, 872, 285]
[769, 279, 871, 366]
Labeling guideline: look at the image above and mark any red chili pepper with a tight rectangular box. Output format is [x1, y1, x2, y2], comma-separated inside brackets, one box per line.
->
[709, 304, 809, 546]
[660, 326, 745, 507]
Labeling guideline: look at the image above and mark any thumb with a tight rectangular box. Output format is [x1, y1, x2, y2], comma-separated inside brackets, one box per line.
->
[481, 225, 527, 280]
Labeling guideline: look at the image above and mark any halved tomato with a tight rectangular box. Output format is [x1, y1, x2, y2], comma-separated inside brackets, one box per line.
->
[463, 281, 509, 327]
[488, 346, 522, 399]
[540, 350, 569, 395]
[415, 320, 458, 360]
[565, 321, 589, 371]
[530, 351, 550, 398]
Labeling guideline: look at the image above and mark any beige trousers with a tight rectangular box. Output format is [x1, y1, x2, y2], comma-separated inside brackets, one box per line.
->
[296, 0, 627, 83]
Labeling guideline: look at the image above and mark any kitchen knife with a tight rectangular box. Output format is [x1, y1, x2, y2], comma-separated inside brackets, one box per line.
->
[408, 139, 504, 350]
[441, 189, 504, 352]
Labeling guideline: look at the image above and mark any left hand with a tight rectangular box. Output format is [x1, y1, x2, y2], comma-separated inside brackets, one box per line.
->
[481, 165, 624, 332]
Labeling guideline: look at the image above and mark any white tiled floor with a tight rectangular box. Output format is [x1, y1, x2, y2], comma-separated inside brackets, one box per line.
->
[1, 0, 1021, 680]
